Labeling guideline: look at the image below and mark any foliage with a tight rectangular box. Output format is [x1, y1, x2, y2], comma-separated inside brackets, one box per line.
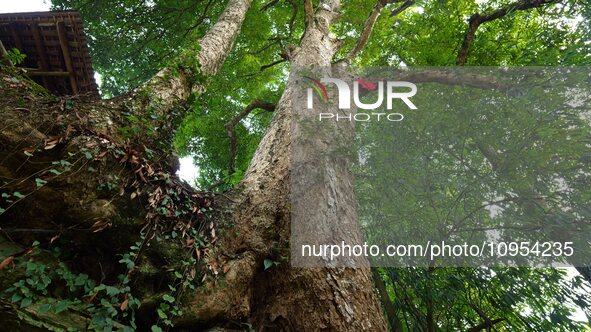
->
[0, 90, 219, 330]
[174, 0, 290, 188]
[376, 267, 590, 331]
[50, 0, 229, 97]
[352, 67, 591, 329]
[4, 241, 140, 331]
[6, 48, 27, 65]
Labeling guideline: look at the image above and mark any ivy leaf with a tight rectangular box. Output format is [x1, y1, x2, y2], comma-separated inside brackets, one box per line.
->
[105, 286, 120, 296]
[11, 293, 22, 303]
[263, 258, 275, 271]
[157, 308, 168, 319]
[162, 294, 175, 303]
[35, 178, 47, 188]
[38, 303, 52, 313]
[74, 274, 88, 286]
[20, 297, 33, 308]
[53, 301, 69, 313]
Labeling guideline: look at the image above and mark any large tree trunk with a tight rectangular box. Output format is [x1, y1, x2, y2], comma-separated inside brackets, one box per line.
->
[180, 1, 387, 330]
[0, 0, 388, 330]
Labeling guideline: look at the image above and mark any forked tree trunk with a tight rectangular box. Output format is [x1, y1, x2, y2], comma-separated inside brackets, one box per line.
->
[192, 0, 388, 329]
[0, 0, 388, 330]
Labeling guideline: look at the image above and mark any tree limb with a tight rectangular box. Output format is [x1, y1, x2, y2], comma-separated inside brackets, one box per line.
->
[139, 0, 253, 113]
[0, 40, 14, 66]
[197, 0, 255, 75]
[261, 0, 280, 11]
[465, 291, 506, 332]
[225, 100, 275, 175]
[304, 0, 314, 28]
[390, 0, 415, 17]
[466, 318, 505, 332]
[395, 69, 508, 90]
[340, 0, 414, 64]
[372, 268, 403, 331]
[425, 267, 436, 332]
[456, 0, 559, 65]
[286, 0, 298, 38]
[260, 58, 288, 71]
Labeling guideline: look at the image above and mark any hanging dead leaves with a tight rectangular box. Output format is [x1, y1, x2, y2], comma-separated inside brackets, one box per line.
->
[43, 136, 63, 150]
[0, 245, 35, 273]
[13, 114, 217, 271]
[90, 219, 112, 233]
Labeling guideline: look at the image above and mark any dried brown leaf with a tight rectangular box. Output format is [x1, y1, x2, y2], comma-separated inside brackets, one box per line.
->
[120, 298, 129, 311]
[91, 219, 111, 232]
[0, 256, 14, 271]
[95, 151, 108, 159]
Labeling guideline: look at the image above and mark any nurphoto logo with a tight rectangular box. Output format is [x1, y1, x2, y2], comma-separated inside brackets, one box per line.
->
[303, 76, 418, 122]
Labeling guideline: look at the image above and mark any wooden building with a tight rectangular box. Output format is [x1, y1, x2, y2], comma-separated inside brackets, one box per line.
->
[0, 11, 98, 96]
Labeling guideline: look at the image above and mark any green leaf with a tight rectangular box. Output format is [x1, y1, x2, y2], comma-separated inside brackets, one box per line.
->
[35, 178, 47, 188]
[20, 297, 33, 308]
[162, 294, 175, 303]
[157, 308, 168, 319]
[105, 286, 120, 296]
[38, 303, 52, 313]
[263, 258, 274, 271]
[11, 293, 23, 303]
[26, 261, 38, 271]
[53, 301, 69, 313]
[151, 326, 163, 332]
[74, 274, 88, 286]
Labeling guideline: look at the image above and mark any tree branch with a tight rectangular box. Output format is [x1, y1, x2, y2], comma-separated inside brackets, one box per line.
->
[340, 0, 414, 64]
[341, 1, 386, 64]
[395, 69, 508, 90]
[466, 296, 506, 332]
[466, 318, 505, 332]
[260, 58, 288, 71]
[390, 0, 414, 17]
[372, 268, 404, 331]
[225, 100, 275, 175]
[425, 267, 436, 332]
[197, 0, 255, 75]
[304, 0, 314, 28]
[138, 0, 253, 110]
[286, 0, 298, 38]
[0, 40, 14, 66]
[261, 0, 280, 11]
[456, 0, 559, 65]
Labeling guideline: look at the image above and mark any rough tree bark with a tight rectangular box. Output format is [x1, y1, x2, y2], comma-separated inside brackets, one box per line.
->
[0, 0, 389, 331]
[225, 0, 387, 328]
